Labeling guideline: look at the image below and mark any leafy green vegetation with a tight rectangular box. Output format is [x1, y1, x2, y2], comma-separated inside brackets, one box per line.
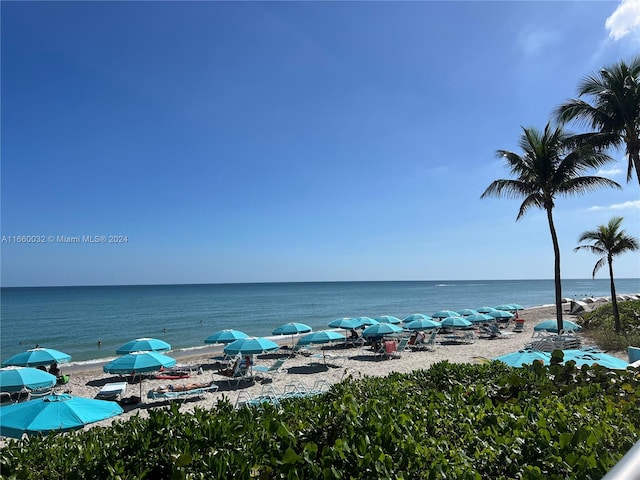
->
[579, 299, 640, 351]
[2, 360, 639, 479]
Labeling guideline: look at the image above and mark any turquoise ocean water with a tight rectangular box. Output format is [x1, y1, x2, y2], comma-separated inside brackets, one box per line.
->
[1, 279, 639, 365]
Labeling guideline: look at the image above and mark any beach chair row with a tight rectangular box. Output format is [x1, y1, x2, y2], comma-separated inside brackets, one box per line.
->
[235, 380, 330, 408]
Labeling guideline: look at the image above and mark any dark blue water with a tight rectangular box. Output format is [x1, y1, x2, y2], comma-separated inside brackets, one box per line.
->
[2, 279, 638, 364]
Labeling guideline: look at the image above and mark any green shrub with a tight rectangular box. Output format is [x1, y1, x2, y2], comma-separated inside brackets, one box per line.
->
[579, 300, 640, 351]
[1, 361, 639, 479]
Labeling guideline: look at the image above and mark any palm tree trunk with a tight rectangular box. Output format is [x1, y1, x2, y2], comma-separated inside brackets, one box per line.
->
[631, 149, 640, 186]
[546, 207, 564, 332]
[608, 255, 621, 331]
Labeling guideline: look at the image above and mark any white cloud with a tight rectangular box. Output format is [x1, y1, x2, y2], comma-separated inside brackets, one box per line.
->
[605, 0, 640, 41]
[588, 200, 640, 211]
[597, 167, 623, 176]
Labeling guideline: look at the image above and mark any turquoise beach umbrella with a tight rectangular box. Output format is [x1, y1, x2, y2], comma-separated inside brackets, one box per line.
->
[328, 318, 362, 330]
[403, 313, 432, 323]
[465, 313, 495, 324]
[487, 310, 514, 320]
[3, 348, 71, 368]
[534, 320, 582, 333]
[494, 304, 517, 312]
[477, 306, 498, 314]
[494, 350, 552, 367]
[404, 319, 442, 331]
[272, 323, 312, 336]
[0, 367, 57, 393]
[204, 329, 249, 344]
[0, 394, 123, 439]
[354, 317, 379, 326]
[116, 338, 171, 355]
[375, 316, 403, 324]
[362, 323, 404, 339]
[440, 316, 472, 328]
[298, 331, 345, 346]
[103, 351, 176, 374]
[223, 337, 279, 356]
[432, 310, 461, 319]
[457, 309, 480, 317]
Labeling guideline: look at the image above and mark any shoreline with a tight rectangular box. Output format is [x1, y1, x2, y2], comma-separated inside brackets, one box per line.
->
[61, 302, 561, 376]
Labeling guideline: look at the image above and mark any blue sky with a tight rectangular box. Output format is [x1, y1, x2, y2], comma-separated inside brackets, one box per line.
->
[2, 1, 639, 287]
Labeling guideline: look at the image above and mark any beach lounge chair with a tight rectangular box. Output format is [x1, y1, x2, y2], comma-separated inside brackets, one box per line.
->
[253, 358, 287, 379]
[411, 330, 438, 351]
[96, 381, 128, 401]
[218, 358, 254, 386]
[147, 382, 219, 403]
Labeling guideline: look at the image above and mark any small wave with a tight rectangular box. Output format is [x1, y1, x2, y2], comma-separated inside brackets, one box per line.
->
[435, 284, 456, 287]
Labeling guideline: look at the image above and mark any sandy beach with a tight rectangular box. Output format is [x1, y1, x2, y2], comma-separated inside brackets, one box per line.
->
[37, 302, 623, 433]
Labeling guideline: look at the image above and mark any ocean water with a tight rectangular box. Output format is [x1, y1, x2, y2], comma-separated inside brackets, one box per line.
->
[1, 279, 639, 364]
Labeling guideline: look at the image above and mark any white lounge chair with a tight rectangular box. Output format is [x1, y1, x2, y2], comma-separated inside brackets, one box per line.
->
[96, 382, 128, 401]
[147, 382, 218, 402]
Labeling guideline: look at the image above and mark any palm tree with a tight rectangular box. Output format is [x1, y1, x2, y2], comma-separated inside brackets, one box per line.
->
[574, 216, 639, 332]
[556, 57, 640, 185]
[481, 123, 620, 333]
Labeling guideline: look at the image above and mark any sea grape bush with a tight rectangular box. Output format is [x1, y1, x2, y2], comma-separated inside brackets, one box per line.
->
[1, 360, 639, 479]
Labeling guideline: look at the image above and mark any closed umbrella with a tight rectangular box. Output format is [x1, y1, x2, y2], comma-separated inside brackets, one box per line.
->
[223, 337, 279, 356]
[0, 367, 56, 393]
[204, 329, 249, 344]
[404, 319, 442, 330]
[3, 348, 71, 368]
[362, 323, 403, 339]
[440, 316, 472, 329]
[0, 394, 123, 439]
[116, 338, 171, 355]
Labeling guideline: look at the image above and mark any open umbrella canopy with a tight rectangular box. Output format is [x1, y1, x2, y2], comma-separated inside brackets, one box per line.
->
[116, 338, 171, 355]
[3, 348, 71, 368]
[403, 313, 432, 323]
[298, 330, 345, 346]
[510, 304, 524, 311]
[534, 319, 582, 333]
[494, 349, 552, 367]
[362, 323, 404, 339]
[494, 304, 517, 312]
[204, 329, 249, 344]
[375, 316, 403, 324]
[0, 367, 57, 393]
[103, 351, 176, 374]
[562, 350, 629, 369]
[495, 349, 629, 369]
[404, 319, 442, 331]
[272, 322, 312, 336]
[223, 337, 279, 356]
[432, 310, 461, 319]
[457, 309, 479, 317]
[487, 310, 514, 320]
[465, 313, 496, 324]
[476, 306, 498, 314]
[440, 316, 472, 328]
[0, 394, 123, 439]
[328, 318, 362, 330]
[354, 317, 379, 326]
